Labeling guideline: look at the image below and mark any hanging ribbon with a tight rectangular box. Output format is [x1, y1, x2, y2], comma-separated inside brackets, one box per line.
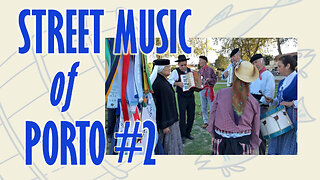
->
[126, 55, 138, 105]
[144, 55, 153, 92]
[142, 55, 149, 93]
[105, 38, 119, 104]
[105, 55, 120, 103]
[121, 52, 130, 122]
[105, 38, 111, 76]
[134, 50, 144, 103]
[141, 54, 153, 93]
[204, 85, 215, 102]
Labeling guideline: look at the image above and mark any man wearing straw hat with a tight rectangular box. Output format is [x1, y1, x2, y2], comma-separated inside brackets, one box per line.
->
[207, 61, 261, 155]
[168, 55, 195, 143]
[249, 54, 275, 155]
[222, 48, 242, 87]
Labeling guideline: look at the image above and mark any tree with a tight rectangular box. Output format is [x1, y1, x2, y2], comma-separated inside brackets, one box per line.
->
[212, 38, 273, 61]
[274, 38, 297, 55]
[263, 54, 273, 65]
[188, 38, 212, 56]
[214, 55, 229, 71]
[276, 38, 284, 55]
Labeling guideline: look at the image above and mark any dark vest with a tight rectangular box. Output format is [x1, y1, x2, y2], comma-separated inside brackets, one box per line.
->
[175, 67, 194, 97]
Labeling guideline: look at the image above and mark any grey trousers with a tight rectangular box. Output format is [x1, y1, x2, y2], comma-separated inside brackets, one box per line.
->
[200, 88, 213, 124]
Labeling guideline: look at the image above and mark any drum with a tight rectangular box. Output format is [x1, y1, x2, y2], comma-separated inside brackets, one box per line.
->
[260, 105, 294, 139]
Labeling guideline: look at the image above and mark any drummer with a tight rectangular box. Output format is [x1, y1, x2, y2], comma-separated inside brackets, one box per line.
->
[206, 61, 261, 155]
[249, 54, 275, 155]
[265, 55, 297, 155]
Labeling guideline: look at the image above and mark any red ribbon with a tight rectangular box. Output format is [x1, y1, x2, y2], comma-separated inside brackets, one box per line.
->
[121, 52, 130, 122]
[204, 85, 215, 102]
[259, 67, 267, 80]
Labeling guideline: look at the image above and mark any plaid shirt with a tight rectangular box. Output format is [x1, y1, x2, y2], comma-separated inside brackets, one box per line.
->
[206, 87, 261, 149]
[199, 65, 217, 87]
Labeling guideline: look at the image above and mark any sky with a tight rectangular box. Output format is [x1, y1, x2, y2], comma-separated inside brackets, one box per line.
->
[147, 38, 297, 66]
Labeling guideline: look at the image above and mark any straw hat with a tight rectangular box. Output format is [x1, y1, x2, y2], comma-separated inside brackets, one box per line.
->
[234, 61, 259, 83]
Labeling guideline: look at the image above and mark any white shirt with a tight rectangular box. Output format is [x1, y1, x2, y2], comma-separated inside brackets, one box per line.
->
[222, 59, 243, 87]
[222, 63, 233, 79]
[221, 59, 243, 79]
[249, 70, 275, 105]
[168, 68, 192, 87]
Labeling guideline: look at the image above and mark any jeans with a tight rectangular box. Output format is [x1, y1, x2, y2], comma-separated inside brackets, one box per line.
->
[200, 88, 213, 124]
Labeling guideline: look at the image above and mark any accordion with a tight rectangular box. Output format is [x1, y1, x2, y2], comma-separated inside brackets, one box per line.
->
[226, 65, 233, 87]
[180, 71, 204, 92]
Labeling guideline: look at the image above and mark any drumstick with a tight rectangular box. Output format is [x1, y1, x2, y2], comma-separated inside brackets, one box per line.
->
[259, 90, 268, 99]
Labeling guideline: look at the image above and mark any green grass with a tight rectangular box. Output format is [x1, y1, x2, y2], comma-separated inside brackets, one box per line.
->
[182, 84, 227, 154]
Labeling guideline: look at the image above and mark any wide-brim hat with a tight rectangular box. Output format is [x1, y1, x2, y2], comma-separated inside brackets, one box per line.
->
[175, 55, 190, 62]
[153, 59, 170, 65]
[199, 55, 208, 62]
[234, 61, 259, 83]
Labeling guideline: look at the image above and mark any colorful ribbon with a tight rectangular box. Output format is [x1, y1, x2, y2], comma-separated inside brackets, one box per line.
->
[121, 52, 130, 122]
[105, 55, 120, 103]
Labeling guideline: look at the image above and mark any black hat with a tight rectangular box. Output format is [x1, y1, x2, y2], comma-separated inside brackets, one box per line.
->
[153, 59, 170, 65]
[199, 55, 208, 62]
[175, 55, 190, 62]
[230, 48, 239, 57]
[250, 54, 263, 63]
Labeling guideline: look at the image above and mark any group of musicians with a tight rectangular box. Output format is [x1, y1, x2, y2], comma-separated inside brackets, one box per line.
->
[150, 47, 297, 155]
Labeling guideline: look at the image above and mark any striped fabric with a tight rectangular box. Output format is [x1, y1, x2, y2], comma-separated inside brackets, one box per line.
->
[212, 138, 254, 155]
[134, 50, 144, 103]
[212, 128, 254, 155]
[105, 38, 121, 103]
[105, 55, 120, 102]
[215, 127, 251, 138]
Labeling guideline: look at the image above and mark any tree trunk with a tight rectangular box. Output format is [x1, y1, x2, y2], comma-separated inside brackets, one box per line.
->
[277, 38, 283, 55]
[254, 38, 261, 54]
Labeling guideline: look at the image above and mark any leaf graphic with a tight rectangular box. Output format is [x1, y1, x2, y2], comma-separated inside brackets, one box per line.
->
[206, 4, 233, 28]
[298, 97, 316, 123]
[221, 167, 231, 177]
[194, 155, 212, 170]
[277, 0, 302, 7]
[298, 49, 316, 79]
[229, 165, 246, 172]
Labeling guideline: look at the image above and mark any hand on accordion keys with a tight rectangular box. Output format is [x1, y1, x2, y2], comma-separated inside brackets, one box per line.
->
[223, 71, 228, 78]
[175, 81, 184, 88]
[180, 72, 204, 92]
